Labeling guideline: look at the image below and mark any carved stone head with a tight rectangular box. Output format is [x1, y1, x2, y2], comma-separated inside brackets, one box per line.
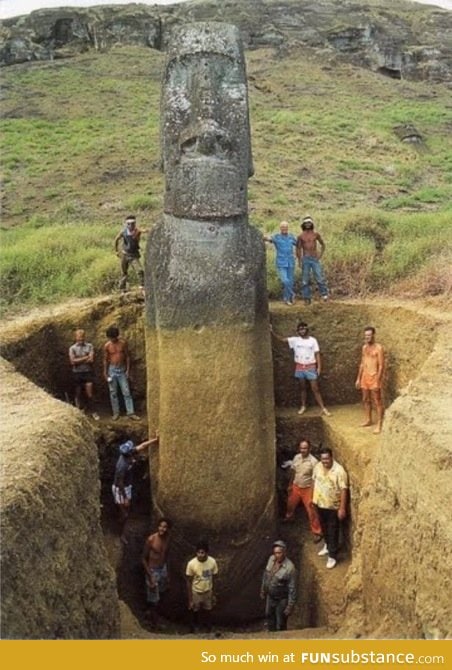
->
[161, 22, 253, 220]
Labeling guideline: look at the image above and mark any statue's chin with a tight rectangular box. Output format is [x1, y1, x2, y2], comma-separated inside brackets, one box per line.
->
[164, 158, 248, 219]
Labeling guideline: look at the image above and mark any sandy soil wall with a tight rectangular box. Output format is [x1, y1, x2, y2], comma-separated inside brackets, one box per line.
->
[0, 358, 120, 639]
[357, 324, 452, 638]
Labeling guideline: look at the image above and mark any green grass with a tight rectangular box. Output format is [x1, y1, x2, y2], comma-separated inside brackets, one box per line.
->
[1, 44, 451, 312]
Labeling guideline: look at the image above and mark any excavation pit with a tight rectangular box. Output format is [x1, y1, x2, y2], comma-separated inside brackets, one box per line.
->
[1, 295, 451, 639]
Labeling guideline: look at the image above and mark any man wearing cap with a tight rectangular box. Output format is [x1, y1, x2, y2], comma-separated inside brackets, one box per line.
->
[112, 434, 159, 543]
[296, 216, 329, 305]
[264, 221, 297, 305]
[114, 215, 147, 291]
[260, 540, 297, 631]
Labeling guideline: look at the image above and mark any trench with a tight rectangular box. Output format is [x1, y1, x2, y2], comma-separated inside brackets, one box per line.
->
[0, 294, 440, 637]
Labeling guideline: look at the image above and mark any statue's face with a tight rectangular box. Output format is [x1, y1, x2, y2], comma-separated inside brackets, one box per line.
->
[162, 26, 252, 219]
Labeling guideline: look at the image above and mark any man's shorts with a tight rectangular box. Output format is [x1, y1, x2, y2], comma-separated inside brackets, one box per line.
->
[191, 589, 214, 611]
[360, 373, 380, 391]
[294, 368, 318, 381]
[73, 371, 94, 386]
[112, 484, 132, 504]
[146, 564, 168, 604]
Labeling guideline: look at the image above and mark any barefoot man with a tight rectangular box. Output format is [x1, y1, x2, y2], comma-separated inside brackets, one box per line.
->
[142, 517, 172, 626]
[355, 326, 385, 434]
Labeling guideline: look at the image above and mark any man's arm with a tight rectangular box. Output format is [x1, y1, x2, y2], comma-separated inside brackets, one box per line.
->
[316, 233, 326, 259]
[315, 351, 322, 375]
[263, 235, 273, 243]
[296, 236, 303, 261]
[284, 565, 297, 614]
[355, 347, 365, 389]
[114, 231, 123, 254]
[186, 574, 194, 609]
[269, 325, 289, 344]
[134, 434, 159, 454]
[376, 345, 385, 386]
[123, 340, 131, 376]
[103, 343, 110, 380]
[338, 487, 347, 521]
[69, 346, 90, 366]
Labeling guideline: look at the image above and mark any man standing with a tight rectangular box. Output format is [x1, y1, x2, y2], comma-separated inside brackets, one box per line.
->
[355, 326, 385, 434]
[114, 215, 146, 291]
[260, 540, 297, 631]
[186, 541, 219, 633]
[112, 434, 159, 543]
[284, 439, 323, 542]
[264, 221, 297, 305]
[68, 328, 99, 420]
[296, 216, 329, 305]
[142, 517, 172, 626]
[103, 325, 140, 421]
[271, 321, 331, 416]
[312, 447, 348, 569]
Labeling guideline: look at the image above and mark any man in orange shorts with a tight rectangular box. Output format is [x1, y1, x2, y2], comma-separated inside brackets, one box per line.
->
[355, 326, 385, 434]
[283, 438, 323, 543]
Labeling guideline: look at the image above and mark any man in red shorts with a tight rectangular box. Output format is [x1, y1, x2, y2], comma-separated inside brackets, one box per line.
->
[355, 326, 385, 434]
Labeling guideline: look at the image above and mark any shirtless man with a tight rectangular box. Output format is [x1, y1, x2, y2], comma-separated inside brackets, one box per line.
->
[142, 518, 172, 625]
[355, 326, 385, 434]
[103, 325, 139, 421]
[296, 216, 329, 305]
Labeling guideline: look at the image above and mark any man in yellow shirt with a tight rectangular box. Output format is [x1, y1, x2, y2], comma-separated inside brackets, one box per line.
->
[312, 447, 348, 569]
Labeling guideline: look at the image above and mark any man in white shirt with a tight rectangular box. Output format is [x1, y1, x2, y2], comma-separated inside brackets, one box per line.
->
[271, 321, 331, 416]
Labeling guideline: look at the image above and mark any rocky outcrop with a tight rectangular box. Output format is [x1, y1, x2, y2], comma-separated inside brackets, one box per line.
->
[1, 0, 451, 83]
[0, 358, 120, 639]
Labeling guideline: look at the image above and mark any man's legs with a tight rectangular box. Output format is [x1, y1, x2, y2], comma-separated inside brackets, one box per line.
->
[298, 377, 307, 412]
[116, 369, 135, 416]
[274, 598, 288, 631]
[371, 389, 384, 434]
[360, 389, 373, 427]
[309, 379, 330, 415]
[317, 507, 340, 561]
[277, 266, 294, 303]
[84, 381, 95, 413]
[265, 597, 277, 632]
[285, 484, 303, 520]
[311, 258, 328, 298]
[108, 375, 121, 417]
[119, 255, 130, 291]
[299, 486, 323, 536]
[301, 258, 313, 301]
[130, 258, 145, 289]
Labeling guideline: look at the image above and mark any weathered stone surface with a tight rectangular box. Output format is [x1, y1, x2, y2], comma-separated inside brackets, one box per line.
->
[1, 1, 451, 83]
[145, 22, 275, 621]
[0, 358, 120, 639]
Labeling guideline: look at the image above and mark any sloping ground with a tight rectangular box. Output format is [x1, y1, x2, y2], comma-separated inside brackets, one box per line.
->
[0, 358, 120, 639]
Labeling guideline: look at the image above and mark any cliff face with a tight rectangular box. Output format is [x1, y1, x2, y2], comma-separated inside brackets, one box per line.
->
[1, 0, 451, 83]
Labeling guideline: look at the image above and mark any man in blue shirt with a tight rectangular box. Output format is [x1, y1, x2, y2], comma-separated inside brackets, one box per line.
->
[264, 221, 297, 304]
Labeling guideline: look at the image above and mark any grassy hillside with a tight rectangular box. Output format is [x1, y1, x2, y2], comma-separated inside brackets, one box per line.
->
[1, 44, 451, 313]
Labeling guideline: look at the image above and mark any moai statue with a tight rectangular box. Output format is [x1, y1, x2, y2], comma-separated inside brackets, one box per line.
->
[145, 22, 275, 621]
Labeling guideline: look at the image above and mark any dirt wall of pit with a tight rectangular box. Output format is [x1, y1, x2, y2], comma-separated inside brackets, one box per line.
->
[0, 358, 120, 639]
[355, 324, 452, 638]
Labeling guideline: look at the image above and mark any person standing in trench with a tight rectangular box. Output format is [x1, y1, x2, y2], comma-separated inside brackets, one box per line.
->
[271, 321, 331, 416]
[260, 540, 297, 631]
[355, 326, 385, 434]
